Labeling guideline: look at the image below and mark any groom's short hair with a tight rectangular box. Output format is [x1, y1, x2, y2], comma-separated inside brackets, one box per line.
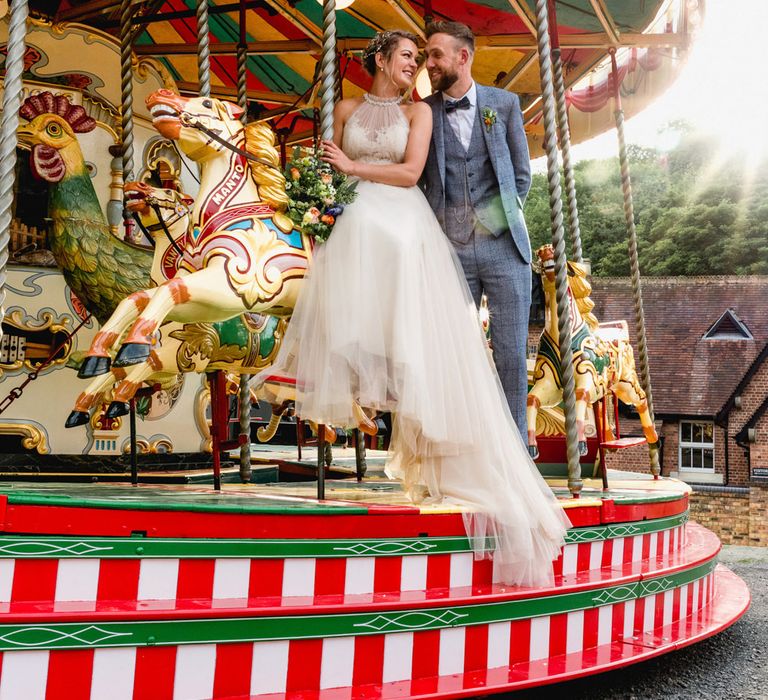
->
[425, 20, 475, 54]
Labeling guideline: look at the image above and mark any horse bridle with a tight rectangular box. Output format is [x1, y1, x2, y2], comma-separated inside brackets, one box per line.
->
[178, 111, 281, 171]
[130, 195, 188, 258]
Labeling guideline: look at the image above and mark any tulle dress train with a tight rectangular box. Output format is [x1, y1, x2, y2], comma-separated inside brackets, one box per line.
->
[254, 93, 570, 587]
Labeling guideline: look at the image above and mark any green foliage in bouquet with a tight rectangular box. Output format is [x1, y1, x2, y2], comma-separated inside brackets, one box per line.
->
[284, 147, 358, 242]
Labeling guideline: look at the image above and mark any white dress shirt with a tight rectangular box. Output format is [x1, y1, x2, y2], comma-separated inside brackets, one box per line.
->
[443, 81, 477, 152]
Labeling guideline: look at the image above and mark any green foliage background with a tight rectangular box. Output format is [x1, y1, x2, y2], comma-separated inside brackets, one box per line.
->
[525, 125, 768, 276]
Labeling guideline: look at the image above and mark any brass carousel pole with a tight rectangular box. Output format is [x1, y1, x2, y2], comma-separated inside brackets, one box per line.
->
[0, 0, 29, 333]
[312, 0, 340, 499]
[119, 0, 135, 242]
[547, 0, 583, 263]
[609, 49, 660, 478]
[237, 1, 252, 484]
[196, 0, 212, 98]
[533, 0, 582, 496]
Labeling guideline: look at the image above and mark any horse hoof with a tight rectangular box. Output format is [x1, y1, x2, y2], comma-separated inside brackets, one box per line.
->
[106, 401, 130, 419]
[578, 440, 588, 456]
[65, 411, 90, 428]
[113, 343, 150, 367]
[528, 445, 539, 460]
[77, 355, 111, 378]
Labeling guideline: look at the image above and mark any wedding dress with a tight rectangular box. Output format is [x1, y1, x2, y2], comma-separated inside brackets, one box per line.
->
[255, 93, 570, 587]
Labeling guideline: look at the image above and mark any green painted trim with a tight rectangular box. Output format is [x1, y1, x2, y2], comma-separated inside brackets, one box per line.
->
[2, 492, 369, 515]
[0, 559, 716, 651]
[0, 512, 688, 559]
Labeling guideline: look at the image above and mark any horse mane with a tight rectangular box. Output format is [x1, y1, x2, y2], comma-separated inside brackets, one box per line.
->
[567, 261, 599, 330]
[243, 121, 289, 212]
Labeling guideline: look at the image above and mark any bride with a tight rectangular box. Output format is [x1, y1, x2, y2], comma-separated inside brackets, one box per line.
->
[256, 29, 570, 587]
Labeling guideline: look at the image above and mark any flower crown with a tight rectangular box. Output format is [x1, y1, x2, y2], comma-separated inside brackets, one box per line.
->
[363, 31, 393, 62]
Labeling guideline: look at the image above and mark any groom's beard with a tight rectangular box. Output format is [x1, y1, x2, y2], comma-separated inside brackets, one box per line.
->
[430, 69, 459, 93]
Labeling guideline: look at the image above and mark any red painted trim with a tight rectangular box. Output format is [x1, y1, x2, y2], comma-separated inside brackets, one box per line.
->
[463, 624, 489, 672]
[46, 649, 93, 700]
[412, 629, 441, 680]
[374, 556, 403, 594]
[582, 606, 599, 650]
[286, 638, 323, 692]
[352, 634, 385, 687]
[508, 618, 531, 665]
[11, 560, 57, 604]
[176, 559, 215, 601]
[97, 560, 140, 604]
[249, 559, 283, 600]
[0, 493, 688, 540]
[212, 641, 253, 699]
[133, 646, 177, 700]
[314, 558, 346, 597]
[426, 554, 451, 591]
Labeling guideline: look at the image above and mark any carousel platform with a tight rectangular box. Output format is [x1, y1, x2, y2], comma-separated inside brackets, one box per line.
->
[0, 470, 747, 699]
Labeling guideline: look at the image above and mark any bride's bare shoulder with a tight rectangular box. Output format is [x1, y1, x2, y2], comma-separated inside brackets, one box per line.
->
[335, 97, 364, 119]
[402, 101, 431, 122]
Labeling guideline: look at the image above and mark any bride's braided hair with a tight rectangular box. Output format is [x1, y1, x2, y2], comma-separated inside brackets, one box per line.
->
[362, 29, 419, 76]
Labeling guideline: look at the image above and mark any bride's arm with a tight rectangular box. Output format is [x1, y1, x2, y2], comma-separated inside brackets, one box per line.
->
[321, 103, 432, 188]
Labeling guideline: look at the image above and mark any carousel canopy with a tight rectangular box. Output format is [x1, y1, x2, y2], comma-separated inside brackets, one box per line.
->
[26, 0, 699, 151]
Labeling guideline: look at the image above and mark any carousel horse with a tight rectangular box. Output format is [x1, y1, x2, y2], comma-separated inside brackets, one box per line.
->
[110, 89, 312, 370]
[526, 244, 659, 459]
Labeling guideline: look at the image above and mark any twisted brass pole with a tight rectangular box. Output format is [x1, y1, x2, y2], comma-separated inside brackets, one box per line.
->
[534, 0, 582, 496]
[196, 0, 212, 98]
[547, 0, 583, 263]
[237, 2, 252, 483]
[319, 0, 338, 142]
[0, 0, 30, 330]
[119, 0, 134, 198]
[609, 50, 660, 477]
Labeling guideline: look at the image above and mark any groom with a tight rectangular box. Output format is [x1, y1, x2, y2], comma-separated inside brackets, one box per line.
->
[421, 20, 532, 438]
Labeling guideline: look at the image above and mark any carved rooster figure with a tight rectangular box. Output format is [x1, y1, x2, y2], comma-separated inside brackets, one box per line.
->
[17, 92, 152, 325]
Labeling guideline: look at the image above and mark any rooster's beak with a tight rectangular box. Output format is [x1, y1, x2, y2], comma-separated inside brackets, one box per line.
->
[16, 123, 34, 151]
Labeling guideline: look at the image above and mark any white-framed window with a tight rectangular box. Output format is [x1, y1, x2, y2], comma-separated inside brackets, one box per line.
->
[679, 420, 715, 472]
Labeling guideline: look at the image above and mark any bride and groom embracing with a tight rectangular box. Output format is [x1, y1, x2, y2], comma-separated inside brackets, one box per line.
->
[257, 21, 570, 587]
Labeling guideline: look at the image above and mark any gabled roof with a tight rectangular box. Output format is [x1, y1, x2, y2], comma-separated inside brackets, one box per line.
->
[588, 277, 768, 416]
[716, 341, 768, 424]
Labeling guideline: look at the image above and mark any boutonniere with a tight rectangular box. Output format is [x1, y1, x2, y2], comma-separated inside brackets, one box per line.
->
[481, 107, 497, 133]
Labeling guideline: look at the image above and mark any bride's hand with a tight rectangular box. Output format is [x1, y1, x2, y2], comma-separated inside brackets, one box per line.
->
[320, 140, 356, 176]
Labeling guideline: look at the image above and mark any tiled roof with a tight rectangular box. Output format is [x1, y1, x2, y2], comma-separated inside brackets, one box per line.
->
[585, 277, 768, 416]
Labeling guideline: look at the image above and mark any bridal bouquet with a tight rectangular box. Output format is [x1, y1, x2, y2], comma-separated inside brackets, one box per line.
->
[284, 147, 357, 242]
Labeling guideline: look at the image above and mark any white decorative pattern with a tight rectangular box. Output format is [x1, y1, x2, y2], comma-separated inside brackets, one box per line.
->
[487, 621, 511, 669]
[438, 626, 466, 676]
[355, 609, 468, 632]
[344, 557, 375, 596]
[382, 632, 413, 683]
[90, 647, 136, 700]
[333, 541, 437, 555]
[449, 553, 473, 589]
[400, 555, 427, 592]
[281, 558, 316, 598]
[54, 559, 100, 604]
[250, 640, 289, 695]
[212, 559, 250, 600]
[173, 644, 216, 700]
[137, 558, 179, 601]
[529, 616, 549, 661]
[320, 636, 354, 690]
[0, 650, 48, 700]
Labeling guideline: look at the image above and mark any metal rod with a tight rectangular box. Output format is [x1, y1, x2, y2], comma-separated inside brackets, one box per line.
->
[319, 0, 338, 142]
[129, 397, 138, 486]
[0, 0, 29, 331]
[547, 0, 583, 263]
[196, 0, 212, 98]
[533, 0, 582, 497]
[609, 50, 660, 478]
[317, 424, 326, 499]
[119, 0, 134, 183]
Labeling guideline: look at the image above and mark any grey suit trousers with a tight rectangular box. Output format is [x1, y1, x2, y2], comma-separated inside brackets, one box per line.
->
[452, 227, 531, 440]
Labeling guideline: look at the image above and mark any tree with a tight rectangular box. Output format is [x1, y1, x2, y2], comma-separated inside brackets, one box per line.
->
[524, 132, 768, 276]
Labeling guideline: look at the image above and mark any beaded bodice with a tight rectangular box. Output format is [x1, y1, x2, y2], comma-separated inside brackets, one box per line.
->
[342, 93, 409, 165]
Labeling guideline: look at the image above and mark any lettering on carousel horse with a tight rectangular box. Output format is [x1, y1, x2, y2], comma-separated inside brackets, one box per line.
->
[206, 158, 247, 212]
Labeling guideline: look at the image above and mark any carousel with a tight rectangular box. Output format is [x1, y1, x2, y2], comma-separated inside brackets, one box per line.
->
[0, 0, 749, 698]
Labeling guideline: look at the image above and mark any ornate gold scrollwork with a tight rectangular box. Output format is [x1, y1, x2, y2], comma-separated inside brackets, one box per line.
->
[0, 422, 49, 454]
[0, 308, 74, 379]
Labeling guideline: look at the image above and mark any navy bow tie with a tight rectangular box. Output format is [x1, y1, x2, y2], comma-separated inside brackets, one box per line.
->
[445, 96, 471, 113]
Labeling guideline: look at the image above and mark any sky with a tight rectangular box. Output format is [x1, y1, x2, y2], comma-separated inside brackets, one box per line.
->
[538, 0, 768, 166]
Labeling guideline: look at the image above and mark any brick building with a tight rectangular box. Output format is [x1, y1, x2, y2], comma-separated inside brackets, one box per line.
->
[530, 276, 768, 488]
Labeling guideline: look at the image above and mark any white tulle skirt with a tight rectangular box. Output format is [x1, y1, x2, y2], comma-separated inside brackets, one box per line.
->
[254, 180, 570, 587]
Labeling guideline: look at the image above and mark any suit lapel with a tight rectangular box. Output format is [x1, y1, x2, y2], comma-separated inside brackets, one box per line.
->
[430, 95, 446, 188]
[477, 85, 501, 183]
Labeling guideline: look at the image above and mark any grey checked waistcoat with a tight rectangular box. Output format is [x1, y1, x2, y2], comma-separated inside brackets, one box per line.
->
[442, 109, 508, 245]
